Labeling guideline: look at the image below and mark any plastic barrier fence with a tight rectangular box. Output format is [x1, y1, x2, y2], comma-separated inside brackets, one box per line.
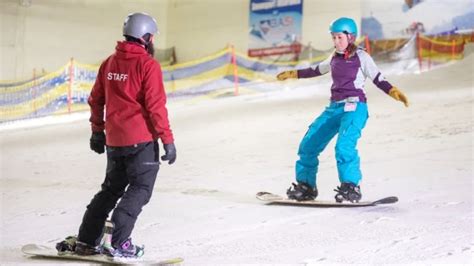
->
[4, 34, 469, 123]
[0, 46, 326, 123]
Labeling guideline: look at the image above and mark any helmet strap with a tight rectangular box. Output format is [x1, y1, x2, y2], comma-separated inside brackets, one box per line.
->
[139, 34, 153, 46]
[138, 34, 155, 56]
[343, 32, 356, 59]
[346, 33, 355, 44]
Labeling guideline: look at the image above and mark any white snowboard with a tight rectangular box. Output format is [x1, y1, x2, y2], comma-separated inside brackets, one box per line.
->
[22, 243, 183, 265]
[256, 191, 398, 207]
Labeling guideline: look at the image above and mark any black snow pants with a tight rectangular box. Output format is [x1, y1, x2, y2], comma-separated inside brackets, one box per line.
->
[78, 141, 160, 248]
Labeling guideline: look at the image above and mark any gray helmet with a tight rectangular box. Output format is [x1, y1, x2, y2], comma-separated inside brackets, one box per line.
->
[123, 12, 159, 40]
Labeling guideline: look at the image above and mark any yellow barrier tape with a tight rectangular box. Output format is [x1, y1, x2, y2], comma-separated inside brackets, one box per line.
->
[0, 84, 69, 119]
[0, 65, 68, 94]
[162, 47, 229, 71]
[420, 50, 464, 60]
[75, 62, 99, 71]
[419, 35, 465, 46]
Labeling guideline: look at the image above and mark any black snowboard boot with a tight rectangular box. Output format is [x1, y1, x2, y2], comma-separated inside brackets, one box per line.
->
[109, 238, 144, 258]
[287, 182, 318, 201]
[56, 236, 77, 253]
[75, 241, 102, 256]
[334, 182, 362, 203]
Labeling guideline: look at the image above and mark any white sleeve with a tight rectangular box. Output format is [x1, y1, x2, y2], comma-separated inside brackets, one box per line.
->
[297, 55, 332, 78]
[317, 55, 332, 74]
[358, 50, 380, 80]
[357, 50, 393, 93]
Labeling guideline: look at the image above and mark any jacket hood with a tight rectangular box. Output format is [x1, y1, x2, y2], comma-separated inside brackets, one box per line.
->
[114, 41, 148, 59]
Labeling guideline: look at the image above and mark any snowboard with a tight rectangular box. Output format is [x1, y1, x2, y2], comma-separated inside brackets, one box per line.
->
[256, 191, 398, 207]
[21, 244, 183, 265]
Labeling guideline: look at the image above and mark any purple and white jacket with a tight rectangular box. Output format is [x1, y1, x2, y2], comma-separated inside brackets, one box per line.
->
[297, 49, 393, 103]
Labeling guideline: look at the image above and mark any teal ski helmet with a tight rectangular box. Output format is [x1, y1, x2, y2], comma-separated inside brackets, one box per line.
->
[329, 17, 358, 38]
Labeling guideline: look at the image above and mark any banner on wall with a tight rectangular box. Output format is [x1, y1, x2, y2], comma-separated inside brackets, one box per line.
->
[361, 0, 474, 40]
[248, 0, 303, 57]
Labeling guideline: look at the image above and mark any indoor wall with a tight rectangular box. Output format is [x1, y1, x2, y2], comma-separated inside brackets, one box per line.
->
[1, 0, 362, 80]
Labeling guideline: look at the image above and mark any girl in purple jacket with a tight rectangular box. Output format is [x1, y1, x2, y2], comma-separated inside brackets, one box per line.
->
[277, 17, 408, 202]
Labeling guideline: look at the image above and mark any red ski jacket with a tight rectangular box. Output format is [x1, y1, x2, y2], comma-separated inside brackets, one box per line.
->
[88, 41, 174, 146]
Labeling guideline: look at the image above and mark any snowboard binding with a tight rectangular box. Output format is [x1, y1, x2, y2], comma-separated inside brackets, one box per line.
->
[55, 236, 77, 253]
[287, 182, 318, 201]
[107, 238, 145, 258]
[334, 182, 362, 203]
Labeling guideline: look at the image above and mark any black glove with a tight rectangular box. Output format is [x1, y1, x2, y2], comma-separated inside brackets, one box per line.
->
[90, 132, 106, 154]
[161, 143, 176, 165]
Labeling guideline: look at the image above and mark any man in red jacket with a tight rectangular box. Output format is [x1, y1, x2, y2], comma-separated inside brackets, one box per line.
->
[74, 12, 175, 258]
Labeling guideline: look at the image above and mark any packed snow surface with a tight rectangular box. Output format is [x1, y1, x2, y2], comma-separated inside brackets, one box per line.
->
[1, 55, 473, 265]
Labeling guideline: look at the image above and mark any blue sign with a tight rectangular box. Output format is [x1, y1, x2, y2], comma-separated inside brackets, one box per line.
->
[249, 0, 303, 57]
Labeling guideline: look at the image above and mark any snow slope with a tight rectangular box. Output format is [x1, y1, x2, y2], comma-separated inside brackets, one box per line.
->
[1, 54, 473, 265]
[362, 0, 474, 39]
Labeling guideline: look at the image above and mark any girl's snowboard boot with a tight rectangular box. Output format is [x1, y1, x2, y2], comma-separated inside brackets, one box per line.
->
[287, 182, 318, 201]
[334, 182, 362, 203]
[108, 238, 144, 258]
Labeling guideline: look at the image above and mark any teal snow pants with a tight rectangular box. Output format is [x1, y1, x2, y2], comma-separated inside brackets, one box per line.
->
[295, 101, 368, 188]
